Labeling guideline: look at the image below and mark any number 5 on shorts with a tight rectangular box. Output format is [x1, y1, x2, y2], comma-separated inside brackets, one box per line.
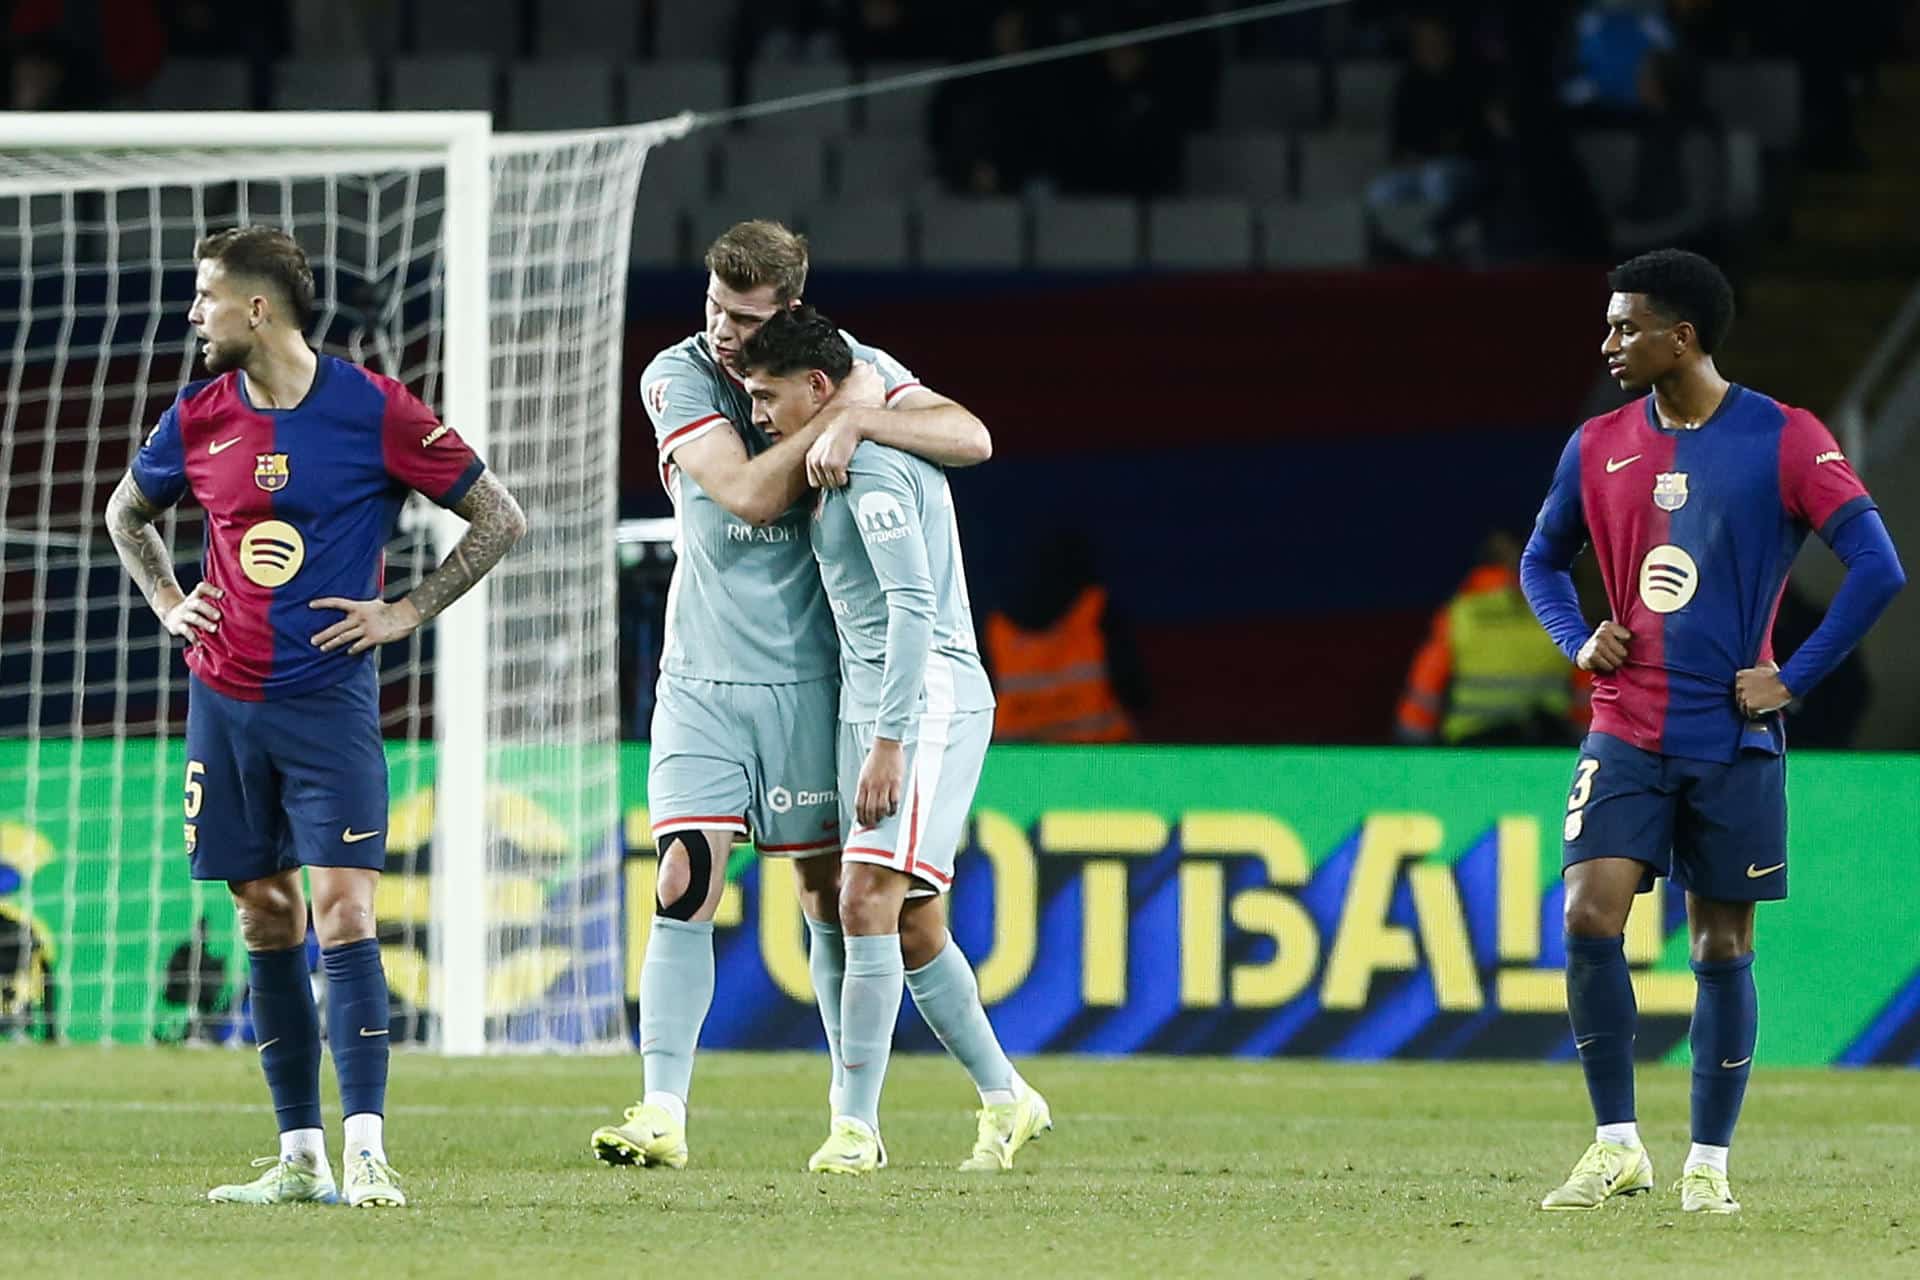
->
[184, 760, 206, 818]
[1564, 757, 1600, 840]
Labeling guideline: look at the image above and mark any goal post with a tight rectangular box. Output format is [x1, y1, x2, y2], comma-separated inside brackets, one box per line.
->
[0, 111, 673, 1053]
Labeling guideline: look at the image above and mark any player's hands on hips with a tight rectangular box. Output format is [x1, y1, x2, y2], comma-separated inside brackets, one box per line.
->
[1734, 662, 1792, 717]
[1576, 620, 1632, 673]
[160, 582, 224, 642]
[856, 737, 906, 828]
[806, 361, 886, 489]
[309, 596, 423, 654]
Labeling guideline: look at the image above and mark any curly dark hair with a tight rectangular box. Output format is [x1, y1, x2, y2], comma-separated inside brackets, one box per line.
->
[1607, 249, 1735, 355]
[739, 304, 852, 382]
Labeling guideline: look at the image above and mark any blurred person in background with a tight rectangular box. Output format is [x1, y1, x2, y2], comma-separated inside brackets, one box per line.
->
[1367, 10, 1498, 260]
[1396, 529, 1591, 746]
[982, 528, 1145, 743]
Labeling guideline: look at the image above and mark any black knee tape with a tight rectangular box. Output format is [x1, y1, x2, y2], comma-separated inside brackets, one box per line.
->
[655, 831, 713, 921]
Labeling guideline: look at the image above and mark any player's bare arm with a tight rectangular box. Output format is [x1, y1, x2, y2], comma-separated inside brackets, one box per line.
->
[1576, 620, 1631, 674]
[310, 469, 527, 653]
[806, 382, 991, 489]
[106, 470, 224, 640]
[673, 401, 845, 526]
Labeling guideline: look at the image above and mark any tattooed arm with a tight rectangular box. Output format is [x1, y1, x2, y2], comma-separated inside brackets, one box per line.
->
[310, 470, 528, 653]
[105, 472, 225, 640]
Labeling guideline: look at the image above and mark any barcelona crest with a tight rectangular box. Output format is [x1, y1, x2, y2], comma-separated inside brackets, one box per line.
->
[254, 453, 290, 492]
[1652, 471, 1689, 512]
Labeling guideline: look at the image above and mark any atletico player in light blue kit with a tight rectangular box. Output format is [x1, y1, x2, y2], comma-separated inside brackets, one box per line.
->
[589, 221, 996, 1171]
[739, 306, 1048, 1175]
[1522, 250, 1905, 1213]
[106, 226, 527, 1207]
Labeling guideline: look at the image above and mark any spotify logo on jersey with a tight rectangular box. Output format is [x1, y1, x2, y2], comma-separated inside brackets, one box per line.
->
[240, 520, 306, 588]
[1637, 544, 1698, 614]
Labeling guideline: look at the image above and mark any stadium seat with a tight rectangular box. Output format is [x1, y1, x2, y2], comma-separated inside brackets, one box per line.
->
[631, 198, 683, 268]
[272, 59, 379, 111]
[622, 61, 729, 124]
[1146, 199, 1255, 270]
[142, 58, 252, 111]
[1703, 60, 1801, 149]
[802, 201, 911, 269]
[745, 62, 854, 136]
[1333, 60, 1397, 129]
[1184, 132, 1293, 202]
[717, 135, 829, 206]
[652, 0, 735, 60]
[1612, 132, 1725, 252]
[1219, 61, 1323, 132]
[637, 138, 716, 202]
[833, 135, 935, 200]
[1260, 199, 1366, 267]
[1297, 131, 1390, 201]
[507, 60, 618, 131]
[535, 0, 642, 59]
[915, 198, 1024, 269]
[1032, 198, 1141, 270]
[684, 200, 798, 266]
[390, 56, 496, 113]
[411, 0, 522, 60]
[1722, 129, 1762, 222]
[856, 61, 942, 135]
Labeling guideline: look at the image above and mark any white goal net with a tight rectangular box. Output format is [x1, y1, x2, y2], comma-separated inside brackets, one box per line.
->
[0, 114, 673, 1052]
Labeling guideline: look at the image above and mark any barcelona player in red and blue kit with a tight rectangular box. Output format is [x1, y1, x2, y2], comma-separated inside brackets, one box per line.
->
[106, 227, 527, 1208]
[1522, 250, 1905, 1214]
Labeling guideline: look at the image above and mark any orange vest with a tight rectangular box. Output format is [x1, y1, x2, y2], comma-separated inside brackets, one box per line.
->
[985, 587, 1138, 743]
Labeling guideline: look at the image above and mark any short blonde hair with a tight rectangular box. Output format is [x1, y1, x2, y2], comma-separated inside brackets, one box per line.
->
[704, 220, 809, 303]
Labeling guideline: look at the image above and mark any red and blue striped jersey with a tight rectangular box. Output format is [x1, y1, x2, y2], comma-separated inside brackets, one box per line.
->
[130, 355, 484, 701]
[1529, 385, 1874, 762]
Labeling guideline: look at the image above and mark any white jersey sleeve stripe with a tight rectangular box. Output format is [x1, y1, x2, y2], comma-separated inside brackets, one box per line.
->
[883, 381, 923, 405]
[660, 412, 727, 457]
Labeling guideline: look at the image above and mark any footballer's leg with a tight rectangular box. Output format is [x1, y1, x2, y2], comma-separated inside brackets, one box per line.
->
[1541, 736, 1667, 1210]
[809, 860, 910, 1175]
[189, 678, 337, 1206]
[595, 678, 753, 1169]
[1669, 751, 1779, 1214]
[279, 670, 401, 1207]
[793, 849, 847, 1120]
[592, 824, 733, 1169]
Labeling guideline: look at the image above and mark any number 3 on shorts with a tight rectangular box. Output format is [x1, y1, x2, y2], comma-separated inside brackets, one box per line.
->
[1564, 757, 1600, 840]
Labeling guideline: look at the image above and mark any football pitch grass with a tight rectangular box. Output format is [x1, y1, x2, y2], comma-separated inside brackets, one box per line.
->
[2, 1049, 1916, 1279]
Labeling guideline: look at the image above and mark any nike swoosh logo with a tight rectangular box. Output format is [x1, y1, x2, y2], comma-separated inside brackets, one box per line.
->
[359, 1027, 390, 1037]
[207, 437, 243, 455]
[844, 1061, 868, 1071]
[256, 1037, 280, 1052]
[342, 828, 381, 844]
[1605, 454, 1643, 473]
[1746, 862, 1785, 879]
[1721, 1056, 1751, 1069]
[1574, 1035, 1600, 1049]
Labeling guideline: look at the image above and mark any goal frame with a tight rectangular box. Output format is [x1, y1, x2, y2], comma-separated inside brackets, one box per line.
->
[4, 112, 495, 1054]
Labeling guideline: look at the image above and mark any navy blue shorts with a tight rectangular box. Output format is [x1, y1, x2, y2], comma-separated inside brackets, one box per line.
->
[183, 668, 389, 884]
[1561, 731, 1788, 902]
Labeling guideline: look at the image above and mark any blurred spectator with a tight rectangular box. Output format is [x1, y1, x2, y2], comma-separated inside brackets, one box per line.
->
[929, 6, 1067, 196]
[1562, 0, 1674, 116]
[1396, 530, 1590, 746]
[1366, 12, 1496, 260]
[9, 0, 167, 105]
[982, 529, 1146, 744]
[1054, 36, 1186, 197]
[837, 0, 947, 64]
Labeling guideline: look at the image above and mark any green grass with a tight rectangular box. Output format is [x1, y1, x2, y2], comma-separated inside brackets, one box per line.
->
[2, 1049, 1916, 1279]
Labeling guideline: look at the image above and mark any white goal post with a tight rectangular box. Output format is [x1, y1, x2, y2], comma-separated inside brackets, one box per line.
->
[0, 111, 677, 1054]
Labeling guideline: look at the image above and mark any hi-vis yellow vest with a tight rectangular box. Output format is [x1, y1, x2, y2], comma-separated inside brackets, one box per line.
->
[1441, 585, 1573, 744]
